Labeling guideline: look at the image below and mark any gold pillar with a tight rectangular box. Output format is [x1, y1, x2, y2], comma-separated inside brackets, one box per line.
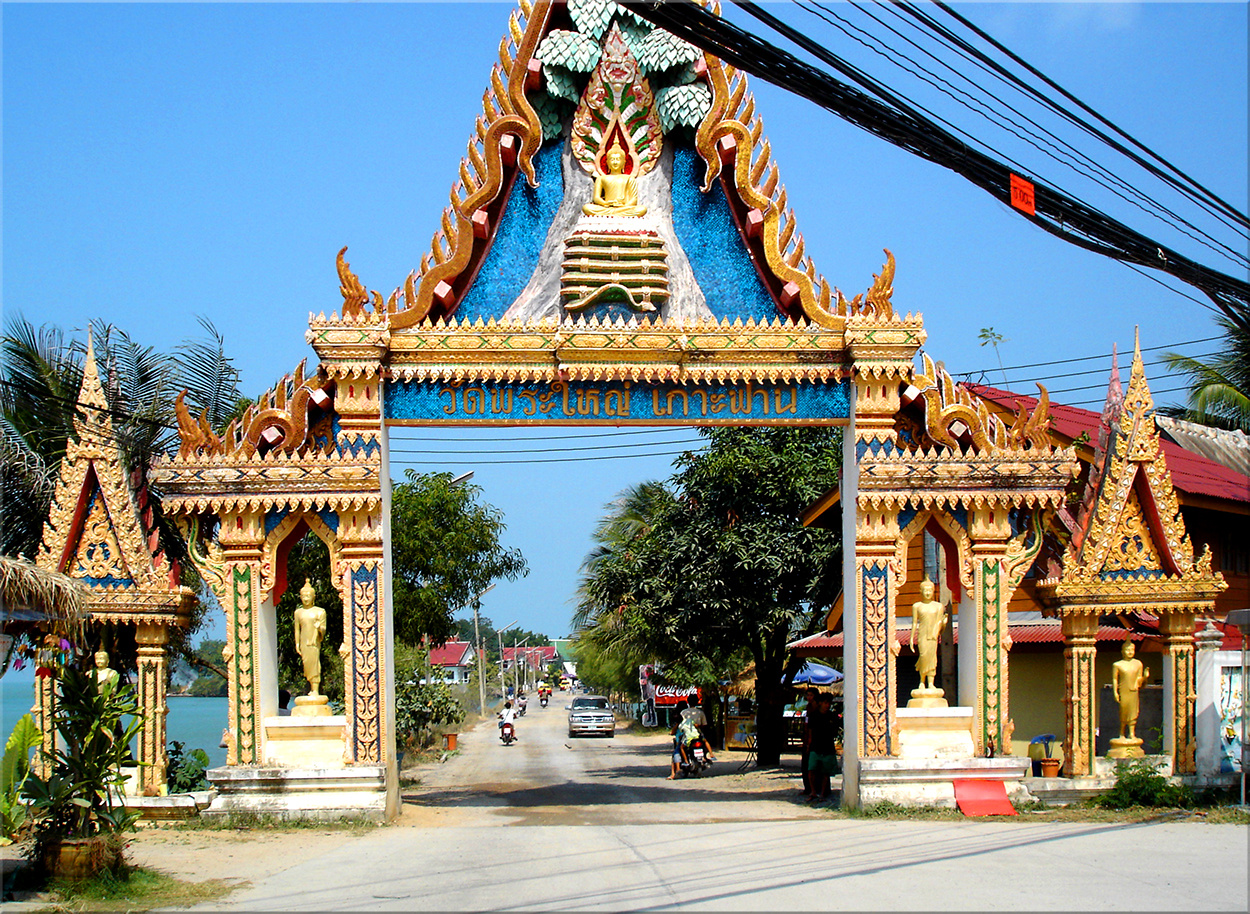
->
[969, 507, 1012, 755]
[1160, 611, 1197, 774]
[1061, 612, 1100, 776]
[135, 621, 170, 795]
[32, 672, 57, 778]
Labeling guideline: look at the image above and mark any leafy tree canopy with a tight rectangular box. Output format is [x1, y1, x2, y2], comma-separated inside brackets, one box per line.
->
[390, 470, 528, 648]
[1163, 306, 1250, 432]
[575, 426, 843, 765]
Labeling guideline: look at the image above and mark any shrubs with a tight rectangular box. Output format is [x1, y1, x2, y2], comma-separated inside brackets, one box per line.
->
[394, 672, 467, 751]
[166, 741, 211, 793]
[2, 713, 42, 845]
[1097, 759, 1195, 810]
[21, 666, 143, 877]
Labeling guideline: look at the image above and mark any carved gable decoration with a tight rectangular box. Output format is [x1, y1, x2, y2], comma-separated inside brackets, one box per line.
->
[1038, 337, 1226, 614]
[36, 336, 192, 627]
[323, 0, 909, 334]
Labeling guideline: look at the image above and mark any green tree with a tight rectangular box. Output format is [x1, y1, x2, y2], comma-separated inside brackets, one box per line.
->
[1163, 308, 1250, 432]
[575, 427, 842, 766]
[186, 639, 228, 697]
[390, 470, 528, 648]
[1, 315, 240, 559]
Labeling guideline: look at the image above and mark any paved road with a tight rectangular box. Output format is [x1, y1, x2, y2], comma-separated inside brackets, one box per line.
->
[183, 701, 1247, 912]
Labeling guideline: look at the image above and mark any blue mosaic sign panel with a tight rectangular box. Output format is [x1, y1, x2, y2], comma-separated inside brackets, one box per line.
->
[385, 379, 850, 425]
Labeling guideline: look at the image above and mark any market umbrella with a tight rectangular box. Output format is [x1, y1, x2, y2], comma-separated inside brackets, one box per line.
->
[789, 661, 843, 686]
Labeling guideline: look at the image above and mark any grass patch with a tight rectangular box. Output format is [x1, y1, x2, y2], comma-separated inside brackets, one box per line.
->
[167, 812, 379, 833]
[842, 801, 964, 820]
[13, 865, 235, 913]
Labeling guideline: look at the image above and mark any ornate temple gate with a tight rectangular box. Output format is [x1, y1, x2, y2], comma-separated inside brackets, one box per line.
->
[147, 0, 1124, 813]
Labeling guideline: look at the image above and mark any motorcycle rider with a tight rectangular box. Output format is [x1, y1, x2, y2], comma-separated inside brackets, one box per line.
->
[498, 700, 518, 741]
[516, 693, 527, 715]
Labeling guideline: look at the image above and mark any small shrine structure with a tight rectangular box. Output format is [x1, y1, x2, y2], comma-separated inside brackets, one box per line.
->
[35, 336, 194, 795]
[1036, 337, 1227, 776]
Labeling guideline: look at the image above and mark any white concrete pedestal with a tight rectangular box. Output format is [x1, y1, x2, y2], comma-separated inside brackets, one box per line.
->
[203, 766, 387, 821]
[893, 707, 976, 759]
[859, 757, 1033, 809]
[263, 715, 346, 767]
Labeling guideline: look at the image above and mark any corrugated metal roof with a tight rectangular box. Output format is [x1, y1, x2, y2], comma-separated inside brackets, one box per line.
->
[1156, 416, 1250, 477]
[428, 640, 474, 666]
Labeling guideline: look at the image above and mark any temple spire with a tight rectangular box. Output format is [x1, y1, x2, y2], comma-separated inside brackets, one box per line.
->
[74, 328, 112, 440]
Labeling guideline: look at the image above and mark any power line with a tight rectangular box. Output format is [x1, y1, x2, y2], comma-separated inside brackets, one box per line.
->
[923, 0, 1250, 233]
[619, 0, 1248, 316]
[796, 0, 1247, 270]
[389, 448, 699, 467]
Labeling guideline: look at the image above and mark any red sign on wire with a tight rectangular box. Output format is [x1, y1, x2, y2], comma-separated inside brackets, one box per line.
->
[1010, 174, 1036, 216]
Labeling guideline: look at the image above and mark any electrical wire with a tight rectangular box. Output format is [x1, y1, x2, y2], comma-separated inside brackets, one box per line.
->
[822, 0, 1250, 269]
[618, 0, 1248, 317]
[922, 0, 1250, 233]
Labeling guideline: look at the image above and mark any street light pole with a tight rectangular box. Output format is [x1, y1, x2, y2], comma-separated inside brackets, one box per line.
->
[497, 620, 518, 700]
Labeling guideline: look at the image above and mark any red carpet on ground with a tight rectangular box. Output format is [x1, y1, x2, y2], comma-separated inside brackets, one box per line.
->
[952, 778, 1017, 816]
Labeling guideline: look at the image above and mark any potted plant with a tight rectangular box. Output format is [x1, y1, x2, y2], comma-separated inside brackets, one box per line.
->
[22, 665, 143, 880]
[1029, 733, 1062, 778]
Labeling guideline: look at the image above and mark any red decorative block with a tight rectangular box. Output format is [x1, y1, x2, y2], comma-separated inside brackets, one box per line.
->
[434, 280, 456, 309]
[472, 210, 490, 239]
[745, 208, 764, 239]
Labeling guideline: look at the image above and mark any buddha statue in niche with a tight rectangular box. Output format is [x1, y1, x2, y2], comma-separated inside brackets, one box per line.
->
[583, 142, 646, 217]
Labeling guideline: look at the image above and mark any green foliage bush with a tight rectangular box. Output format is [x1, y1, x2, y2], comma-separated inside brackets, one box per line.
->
[22, 666, 143, 869]
[1, 713, 42, 844]
[1097, 759, 1195, 809]
[394, 670, 467, 751]
[166, 741, 211, 793]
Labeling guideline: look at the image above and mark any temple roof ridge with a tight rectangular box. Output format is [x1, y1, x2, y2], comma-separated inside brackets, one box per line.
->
[322, 0, 900, 331]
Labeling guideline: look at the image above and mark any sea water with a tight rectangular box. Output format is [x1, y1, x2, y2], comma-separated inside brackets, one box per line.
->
[1, 675, 228, 770]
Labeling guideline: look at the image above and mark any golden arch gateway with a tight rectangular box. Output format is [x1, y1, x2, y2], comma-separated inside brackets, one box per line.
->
[149, 1, 1218, 816]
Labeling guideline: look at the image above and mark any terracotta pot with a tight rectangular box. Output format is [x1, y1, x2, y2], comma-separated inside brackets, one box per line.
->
[45, 836, 123, 881]
[443, 732, 458, 751]
[1039, 758, 1062, 778]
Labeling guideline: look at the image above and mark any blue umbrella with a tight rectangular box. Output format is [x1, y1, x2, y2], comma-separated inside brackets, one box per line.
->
[789, 661, 843, 685]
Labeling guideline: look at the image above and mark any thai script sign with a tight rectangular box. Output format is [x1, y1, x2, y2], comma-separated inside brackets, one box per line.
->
[385, 379, 849, 425]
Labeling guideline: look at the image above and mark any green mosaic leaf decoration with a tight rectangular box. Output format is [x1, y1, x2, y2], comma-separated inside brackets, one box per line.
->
[655, 84, 712, 133]
[634, 29, 701, 74]
[536, 29, 602, 73]
[665, 63, 701, 88]
[617, 18, 653, 62]
[568, 0, 618, 41]
[543, 64, 583, 103]
[529, 91, 570, 141]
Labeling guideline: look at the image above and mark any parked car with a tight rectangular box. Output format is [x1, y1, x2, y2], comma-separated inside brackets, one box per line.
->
[567, 695, 615, 738]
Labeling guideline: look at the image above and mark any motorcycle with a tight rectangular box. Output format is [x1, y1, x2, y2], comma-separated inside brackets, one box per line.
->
[499, 720, 517, 745]
[516, 699, 527, 717]
[678, 737, 712, 777]
[539, 694, 549, 709]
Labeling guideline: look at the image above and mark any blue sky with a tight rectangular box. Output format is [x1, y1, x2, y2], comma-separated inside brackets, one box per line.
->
[3, 2, 1246, 648]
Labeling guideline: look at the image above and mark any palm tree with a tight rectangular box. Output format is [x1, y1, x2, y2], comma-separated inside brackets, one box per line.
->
[573, 480, 676, 640]
[1162, 307, 1250, 433]
[0, 315, 241, 558]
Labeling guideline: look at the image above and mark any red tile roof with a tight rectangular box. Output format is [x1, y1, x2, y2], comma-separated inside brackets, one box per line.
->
[429, 641, 475, 667]
[968, 383, 1250, 506]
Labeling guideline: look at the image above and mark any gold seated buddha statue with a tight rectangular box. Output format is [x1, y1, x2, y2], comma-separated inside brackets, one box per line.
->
[583, 144, 646, 218]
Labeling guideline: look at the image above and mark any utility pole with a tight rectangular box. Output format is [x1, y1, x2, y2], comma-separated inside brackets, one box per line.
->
[467, 581, 494, 717]
[472, 601, 486, 717]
